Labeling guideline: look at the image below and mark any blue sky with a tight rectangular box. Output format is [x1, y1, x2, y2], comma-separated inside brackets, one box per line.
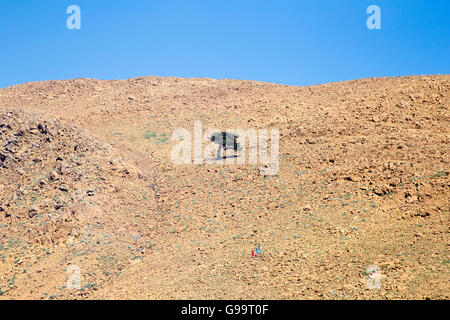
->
[0, 0, 449, 88]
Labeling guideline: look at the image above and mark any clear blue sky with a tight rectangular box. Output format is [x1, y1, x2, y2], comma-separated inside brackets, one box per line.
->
[0, 0, 449, 88]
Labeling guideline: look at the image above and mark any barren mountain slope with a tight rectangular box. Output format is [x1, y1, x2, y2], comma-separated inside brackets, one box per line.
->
[0, 75, 448, 299]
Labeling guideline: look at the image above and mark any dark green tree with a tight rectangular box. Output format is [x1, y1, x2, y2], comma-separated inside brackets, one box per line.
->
[210, 131, 242, 160]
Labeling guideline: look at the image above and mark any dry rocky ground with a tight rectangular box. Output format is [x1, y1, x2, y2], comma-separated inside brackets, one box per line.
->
[0, 75, 448, 299]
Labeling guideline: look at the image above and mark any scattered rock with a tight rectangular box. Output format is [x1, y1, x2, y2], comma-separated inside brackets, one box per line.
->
[28, 208, 38, 218]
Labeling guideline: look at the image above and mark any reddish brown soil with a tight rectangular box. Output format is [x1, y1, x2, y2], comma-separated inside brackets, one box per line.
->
[0, 75, 448, 299]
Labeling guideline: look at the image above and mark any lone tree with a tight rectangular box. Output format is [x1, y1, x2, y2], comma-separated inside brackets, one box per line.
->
[210, 131, 242, 160]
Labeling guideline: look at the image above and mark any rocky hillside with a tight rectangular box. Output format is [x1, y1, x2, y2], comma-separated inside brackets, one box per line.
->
[0, 75, 448, 299]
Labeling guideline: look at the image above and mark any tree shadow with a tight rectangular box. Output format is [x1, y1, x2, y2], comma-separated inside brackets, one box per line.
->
[206, 154, 241, 162]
